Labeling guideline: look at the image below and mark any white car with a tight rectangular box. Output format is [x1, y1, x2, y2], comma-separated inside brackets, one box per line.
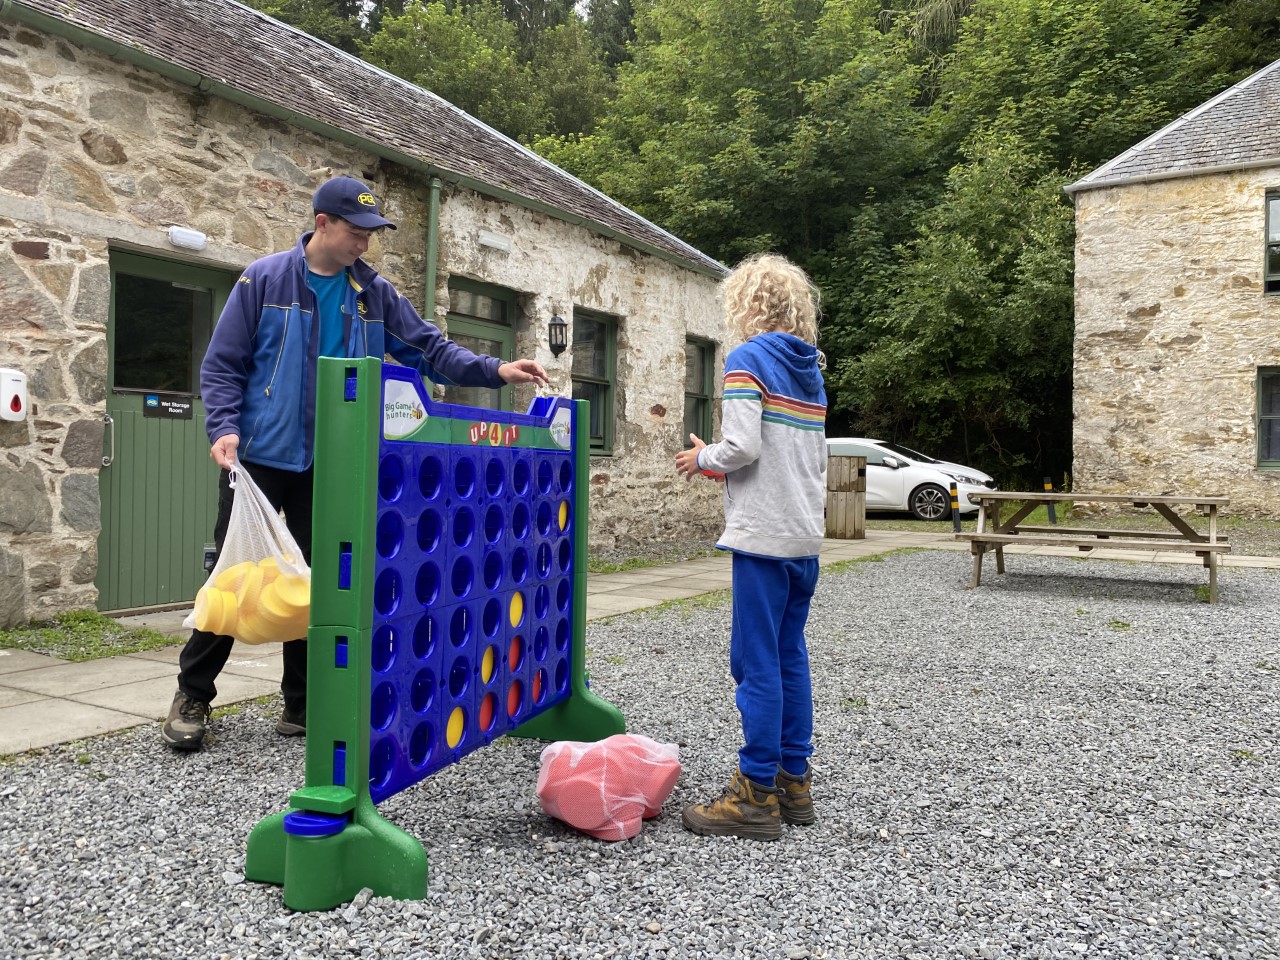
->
[826, 437, 997, 520]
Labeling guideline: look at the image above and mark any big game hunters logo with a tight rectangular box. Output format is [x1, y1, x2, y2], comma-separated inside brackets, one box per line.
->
[383, 379, 427, 439]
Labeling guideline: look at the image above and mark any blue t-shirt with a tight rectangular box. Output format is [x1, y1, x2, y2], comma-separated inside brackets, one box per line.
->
[308, 268, 348, 358]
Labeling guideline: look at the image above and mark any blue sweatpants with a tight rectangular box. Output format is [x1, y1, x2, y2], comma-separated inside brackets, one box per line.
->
[729, 551, 820, 786]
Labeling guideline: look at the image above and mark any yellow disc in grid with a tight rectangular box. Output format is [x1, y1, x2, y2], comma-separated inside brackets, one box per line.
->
[509, 591, 524, 627]
[446, 706, 465, 748]
[481, 645, 496, 683]
[558, 500, 568, 531]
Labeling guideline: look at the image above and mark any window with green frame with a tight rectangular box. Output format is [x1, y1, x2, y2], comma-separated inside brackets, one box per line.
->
[441, 278, 516, 410]
[571, 310, 616, 454]
[1268, 192, 1280, 294]
[1258, 368, 1280, 467]
[683, 338, 714, 446]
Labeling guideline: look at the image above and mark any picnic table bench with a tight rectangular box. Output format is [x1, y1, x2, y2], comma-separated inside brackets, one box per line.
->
[957, 492, 1231, 603]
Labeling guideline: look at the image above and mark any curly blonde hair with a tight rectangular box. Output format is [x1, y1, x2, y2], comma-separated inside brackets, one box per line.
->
[720, 252, 821, 347]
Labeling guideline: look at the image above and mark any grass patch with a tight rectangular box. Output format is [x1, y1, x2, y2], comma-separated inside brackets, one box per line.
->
[840, 696, 868, 712]
[1108, 619, 1131, 631]
[0, 609, 178, 662]
[1232, 748, 1260, 763]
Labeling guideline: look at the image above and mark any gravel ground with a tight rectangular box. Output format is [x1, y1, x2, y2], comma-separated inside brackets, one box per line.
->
[2, 551, 1278, 960]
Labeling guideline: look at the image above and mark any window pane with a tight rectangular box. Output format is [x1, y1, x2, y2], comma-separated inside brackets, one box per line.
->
[683, 395, 707, 445]
[1262, 418, 1280, 461]
[1262, 373, 1280, 416]
[572, 379, 606, 444]
[1268, 245, 1280, 277]
[450, 288, 508, 324]
[572, 317, 608, 380]
[1270, 198, 1280, 243]
[440, 333, 504, 409]
[115, 274, 210, 393]
[685, 341, 707, 393]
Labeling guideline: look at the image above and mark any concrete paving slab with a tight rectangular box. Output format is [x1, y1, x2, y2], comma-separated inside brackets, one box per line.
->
[0, 648, 66, 674]
[221, 652, 285, 681]
[0, 685, 46, 709]
[586, 595, 662, 618]
[0, 699, 147, 753]
[611, 582, 717, 601]
[112, 608, 192, 639]
[0, 656, 176, 697]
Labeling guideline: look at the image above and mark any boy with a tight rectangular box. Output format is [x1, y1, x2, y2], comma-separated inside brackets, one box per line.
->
[674, 253, 827, 840]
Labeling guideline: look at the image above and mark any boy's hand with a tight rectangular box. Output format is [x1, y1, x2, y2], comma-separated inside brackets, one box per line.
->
[498, 359, 549, 387]
[674, 434, 707, 481]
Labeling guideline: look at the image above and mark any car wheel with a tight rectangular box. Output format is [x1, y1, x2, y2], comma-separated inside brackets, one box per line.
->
[909, 483, 950, 521]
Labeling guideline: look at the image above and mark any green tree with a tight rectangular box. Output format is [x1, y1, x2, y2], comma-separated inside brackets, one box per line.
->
[248, 0, 370, 52]
[528, 18, 616, 136]
[586, 0, 637, 71]
[362, 0, 551, 143]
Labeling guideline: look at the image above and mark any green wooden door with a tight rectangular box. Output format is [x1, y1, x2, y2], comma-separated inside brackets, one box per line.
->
[96, 251, 236, 612]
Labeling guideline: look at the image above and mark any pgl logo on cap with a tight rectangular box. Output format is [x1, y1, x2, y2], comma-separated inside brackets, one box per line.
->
[358, 192, 377, 206]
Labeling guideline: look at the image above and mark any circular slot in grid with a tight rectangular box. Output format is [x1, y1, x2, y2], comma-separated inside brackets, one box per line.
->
[412, 614, 438, 660]
[415, 562, 440, 606]
[479, 692, 497, 732]
[418, 509, 443, 553]
[533, 584, 550, 620]
[535, 501, 552, 537]
[453, 507, 476, 548]
[454, 456, 477, 499]
[555, 617, 570, 651]
[410, 668, 435, 713]
[554, 659, 569, 695]
[558, 500, 570, 532]
[482, 597, 502, 637]
[509, 591, 525, 628]
[446, 706, 465, 748]
[485, 459, 506, 497]
[536, 542, 552, 579]
[451, 555, 474, 599]
[506, 679, 523, 717]
[374, 569, 402, 617]
[508, 635, 524, 671]
[536, 460, 554, 495]
[372, 624, 396, 673]
[556, 577, 571, 613]
[448, 657, 471, 698]
[559, 460, 573, 494]
[450, 606, 472, 648]
[419, 455, 444, 501]
[512, 459, 531, 496]
[511, 547, 530, 584]
[376, 511, 404, 560]
[370, 739, 395, 792]
[511, 502, 531, 540]
[408, 721, 434, 768]
[481, 644, 498, 683]
[533, 625, 549, 662]
[533, 668, 547, 704]
[371, 680, 397, 731]
[483, 552, 504, 592]
[378, 455, 405, 502]
[558, 540, 571, 573]
[483, 505, 505, 545]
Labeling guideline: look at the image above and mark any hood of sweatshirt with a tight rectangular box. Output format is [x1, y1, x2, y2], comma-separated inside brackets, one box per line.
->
[751, 331, 825, 398]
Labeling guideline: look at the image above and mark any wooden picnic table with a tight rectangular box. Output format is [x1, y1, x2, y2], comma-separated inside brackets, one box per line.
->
[956, 491, 1231, 603]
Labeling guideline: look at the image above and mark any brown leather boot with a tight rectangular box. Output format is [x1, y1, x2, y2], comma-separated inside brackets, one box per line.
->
[777, 763, 816, 825]
[681, 768, 782, 840]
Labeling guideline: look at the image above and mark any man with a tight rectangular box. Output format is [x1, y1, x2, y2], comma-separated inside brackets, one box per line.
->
[162, 176, 547, 751]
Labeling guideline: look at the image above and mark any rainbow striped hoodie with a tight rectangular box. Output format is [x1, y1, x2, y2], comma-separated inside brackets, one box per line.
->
[696, 331, 827, 558]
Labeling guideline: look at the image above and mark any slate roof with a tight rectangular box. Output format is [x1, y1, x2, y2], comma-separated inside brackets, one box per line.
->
[1066, 58, 1280, 194]
[4, 0, 725, 275]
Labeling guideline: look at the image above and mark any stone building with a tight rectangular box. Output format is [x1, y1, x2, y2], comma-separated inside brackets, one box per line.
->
[0, 0, 728, 626]
[1067, 59, 1280, 516]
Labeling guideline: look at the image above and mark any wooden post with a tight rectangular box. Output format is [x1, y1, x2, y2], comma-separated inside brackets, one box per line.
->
[825, 455, 866, 539]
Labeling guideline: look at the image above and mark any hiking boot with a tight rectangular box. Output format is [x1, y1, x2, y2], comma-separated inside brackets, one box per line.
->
[161, 691, 210, 751]
[275, 708, 306, 737]
[777, 763, 816, 825]
[681, 768, 782, 840]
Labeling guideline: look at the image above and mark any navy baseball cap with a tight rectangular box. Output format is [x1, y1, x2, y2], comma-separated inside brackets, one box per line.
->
[312, 176, 397, 230]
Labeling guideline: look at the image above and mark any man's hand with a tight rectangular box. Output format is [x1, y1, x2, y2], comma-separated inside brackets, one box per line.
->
[210, 434, 240, 471]
[674, 434, 707, 481]
[498, 359, 549, 387]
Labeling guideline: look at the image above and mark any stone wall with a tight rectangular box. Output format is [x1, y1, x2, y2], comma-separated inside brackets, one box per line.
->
[0, 22, 722, 626]
[1073, 169, 1280, 515]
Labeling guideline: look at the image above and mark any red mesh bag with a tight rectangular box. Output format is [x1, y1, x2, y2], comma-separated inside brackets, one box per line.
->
[536, 734, 682, 841]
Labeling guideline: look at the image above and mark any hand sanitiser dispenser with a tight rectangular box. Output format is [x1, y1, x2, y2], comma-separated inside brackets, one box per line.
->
[1, 368, 28, 422]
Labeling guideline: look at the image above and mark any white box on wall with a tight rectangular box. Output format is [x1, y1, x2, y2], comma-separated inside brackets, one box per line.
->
[1, 368, 28, 421]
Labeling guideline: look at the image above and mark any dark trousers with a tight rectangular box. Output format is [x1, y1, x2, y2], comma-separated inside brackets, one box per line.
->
[178, 462, 314, 715]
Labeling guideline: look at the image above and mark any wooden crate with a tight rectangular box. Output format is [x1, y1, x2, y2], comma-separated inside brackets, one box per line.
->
[825, 455, 866, 539]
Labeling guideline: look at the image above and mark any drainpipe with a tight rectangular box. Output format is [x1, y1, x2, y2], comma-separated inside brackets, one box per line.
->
[424, 177, 441, 324]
